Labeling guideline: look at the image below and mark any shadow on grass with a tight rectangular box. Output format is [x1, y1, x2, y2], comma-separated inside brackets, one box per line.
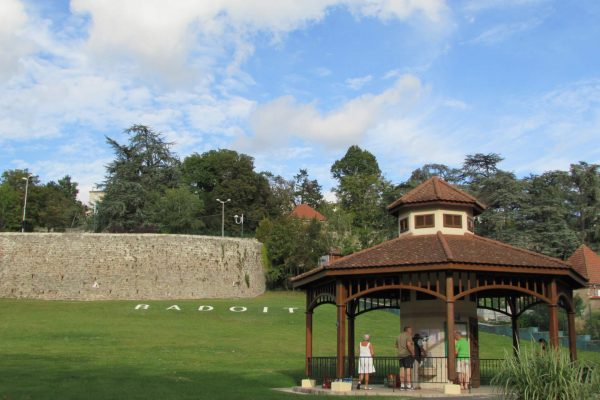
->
[0, 353, 303, 400]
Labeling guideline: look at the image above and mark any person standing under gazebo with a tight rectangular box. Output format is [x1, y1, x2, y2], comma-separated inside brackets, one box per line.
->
[455, 331, 471, 390]
[357, 334, 375, 390]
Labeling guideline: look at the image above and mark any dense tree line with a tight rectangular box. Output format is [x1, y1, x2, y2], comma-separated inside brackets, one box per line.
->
[0, 170, 84, 231]
[2, 124, 599, 291]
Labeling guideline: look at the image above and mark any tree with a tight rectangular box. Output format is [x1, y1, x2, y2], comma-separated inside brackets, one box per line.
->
[98, 125, 181, 232]
[293, 169, 323, 209]
[0, 182, 21, 231]
[1, 169, 43, 230]
[263, 172, 295, 216]
[407, 163, 462, 186]
[182, 149, 275, 234]
[152, 188, 204, 234]
[462, 153, 505, 189]
[569, 162, 600, 250]
[331, 145, 393, 248]
[520, 171, 581, 258]
[256, 216, 328, 289]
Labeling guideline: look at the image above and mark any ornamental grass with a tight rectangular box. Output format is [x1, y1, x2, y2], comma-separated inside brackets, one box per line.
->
[491, 345, 600, 400]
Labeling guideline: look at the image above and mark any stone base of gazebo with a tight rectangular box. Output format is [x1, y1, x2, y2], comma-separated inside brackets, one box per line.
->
[279, 384, 498, 397]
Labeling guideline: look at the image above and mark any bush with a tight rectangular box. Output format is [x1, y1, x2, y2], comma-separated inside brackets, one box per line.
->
[491, 347, 600, 400]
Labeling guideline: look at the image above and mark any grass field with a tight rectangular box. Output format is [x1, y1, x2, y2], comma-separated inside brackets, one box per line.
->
[1, 291, 598, 399]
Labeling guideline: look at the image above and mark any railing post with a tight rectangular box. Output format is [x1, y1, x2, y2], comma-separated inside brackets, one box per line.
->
[568, 311, 577, 361]
[348, 315, 355, 377]
[548, 280, 559, 349]
[306, 310, 313, 376]
[336, 280, 347, 378]
[446, 273, 456, 383]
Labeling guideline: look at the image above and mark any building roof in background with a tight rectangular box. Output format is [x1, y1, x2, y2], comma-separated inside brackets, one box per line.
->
[387, 177, 486, 214]
[290, 204, 326, 221]
[568, 245, 600, 284]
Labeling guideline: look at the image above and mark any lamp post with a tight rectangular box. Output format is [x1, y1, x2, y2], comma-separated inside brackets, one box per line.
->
[234, 214, 244, 237]
[216, 198, 231, 237]
[21, 174, 32, 233]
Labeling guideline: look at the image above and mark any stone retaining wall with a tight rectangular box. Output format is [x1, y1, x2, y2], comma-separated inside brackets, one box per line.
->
[0, 233, 265, 300]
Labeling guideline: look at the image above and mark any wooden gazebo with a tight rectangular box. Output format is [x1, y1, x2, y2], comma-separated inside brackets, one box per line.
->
[292, 177, 587, 385]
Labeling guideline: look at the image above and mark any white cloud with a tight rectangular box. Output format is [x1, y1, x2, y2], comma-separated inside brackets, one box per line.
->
[243, 74, 423, 150]
[467, 18, 543, 45]
[346, 75, 373, 90]
[69, 0, 449, 82]
[0, 0, 32, 80]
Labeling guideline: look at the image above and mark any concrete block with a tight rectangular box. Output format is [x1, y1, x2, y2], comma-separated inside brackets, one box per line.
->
[331, 381, 352, 392]
[301, 379, 316, 388]
[444, 384, 461, 394]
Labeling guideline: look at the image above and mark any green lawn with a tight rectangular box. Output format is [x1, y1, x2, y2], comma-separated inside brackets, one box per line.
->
[0, 292, 598, 399]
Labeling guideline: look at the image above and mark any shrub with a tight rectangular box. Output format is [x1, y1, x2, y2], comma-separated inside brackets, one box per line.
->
[491, 346, 600, 400]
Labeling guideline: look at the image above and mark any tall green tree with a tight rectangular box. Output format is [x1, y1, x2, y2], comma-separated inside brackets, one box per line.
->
[331, 145, 394, 248]
[256, 216, 328, 289]
[152, 187, 204, 234]
[1, 169, 43, 231]
[293, 168, 323, 209]
[182, 149, 275, 234]
[520, 171, 581, 258]
[98, 125, 181, 232]
[0, 182, 21, 231]
[569, 162, 600, 250]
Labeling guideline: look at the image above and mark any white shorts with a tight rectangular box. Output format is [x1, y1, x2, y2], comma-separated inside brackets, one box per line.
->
[456, 359, 470, 375]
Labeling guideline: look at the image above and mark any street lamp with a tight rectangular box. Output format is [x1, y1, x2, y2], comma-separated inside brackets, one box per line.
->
[216, 198, 231, 237]
[234, 214, 244, 237]
[21, 174, 33, 233]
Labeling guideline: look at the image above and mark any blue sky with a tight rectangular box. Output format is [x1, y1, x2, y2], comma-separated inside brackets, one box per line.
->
[1, 0, 599, 203]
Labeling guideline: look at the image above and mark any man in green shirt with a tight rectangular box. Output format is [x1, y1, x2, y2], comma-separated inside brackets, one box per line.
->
[395, 326, 415, 391]
[454, 331, 470, 390]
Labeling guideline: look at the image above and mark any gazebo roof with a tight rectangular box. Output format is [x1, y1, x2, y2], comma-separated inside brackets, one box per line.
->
[292, 232, 586, 287]
[387, 177, 486, 215]
[290, 204, 326, 221]
[568, 244, 600, 284]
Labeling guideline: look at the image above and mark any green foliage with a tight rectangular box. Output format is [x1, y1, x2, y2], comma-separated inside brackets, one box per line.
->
[98, 125, 180, 232]
[585, 311, 600, 340]
[257, 217, 328, 289]
[293, 168, 323, 209]
[330, 145, 394, 249]
[0, 182, 21, 231]
[0, 170, 84, 231]
[182, 149, 275, 235]
[152, 187, 204, 234]
[491, 347, 600, 400]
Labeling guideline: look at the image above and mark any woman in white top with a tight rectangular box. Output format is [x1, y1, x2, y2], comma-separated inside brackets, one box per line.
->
[357, 334, 375, 390]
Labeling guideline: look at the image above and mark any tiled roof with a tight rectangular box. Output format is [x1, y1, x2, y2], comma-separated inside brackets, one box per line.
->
[327, 232, 571, 270]
[568, 245, 600, 284]
[290, 204, 326, 221]
[387, 177, 486, 213]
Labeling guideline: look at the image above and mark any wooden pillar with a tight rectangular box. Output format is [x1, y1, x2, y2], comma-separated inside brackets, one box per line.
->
[348, 315, 355, 377]
[548, 280, 559, 349]
[336, 280, 347, 378]
[508, 297, 520, 357]
[446, 273, 456, 383]
[511, 315, 520, 357]
[568, 311, 577, 361]
[305, 311, 313, 376]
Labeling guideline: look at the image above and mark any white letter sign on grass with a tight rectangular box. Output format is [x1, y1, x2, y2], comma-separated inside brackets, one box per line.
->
[167, 305, 181, 311]
[285, 307, 298, 313]
[229, 306, 247, 312]
[198, 305, 214, 311]
[135, 304, 150, 310]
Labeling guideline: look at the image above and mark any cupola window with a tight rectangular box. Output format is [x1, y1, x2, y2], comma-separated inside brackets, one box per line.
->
[443, 214, 462, 229]
[414, 214, 434, 229]
[399, 217, 409, 233]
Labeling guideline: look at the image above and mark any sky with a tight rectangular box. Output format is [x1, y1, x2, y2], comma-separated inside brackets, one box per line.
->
[1, 0, 600, 204]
